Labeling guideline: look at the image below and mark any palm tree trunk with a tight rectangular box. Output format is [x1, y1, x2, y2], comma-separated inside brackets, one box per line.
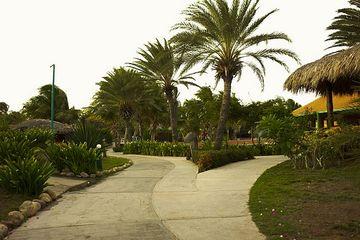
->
[326, 86, 334, 128]
[166, 93, 178, 143]
[214, 77, 232, 150]
[124, 119, 132, 143]
[151, 121, 157, 141]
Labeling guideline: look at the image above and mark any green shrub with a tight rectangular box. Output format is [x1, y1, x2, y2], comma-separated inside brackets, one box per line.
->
[256, 115, 306, 155]
[230, 144, 282, 156]
[0, 158, 55, 196]
[290, 127, 360, 169]
[113, 145, 124, 152]
[23, 128, 54, 148]
[71, 121, 111, 149]
[41, 144, 66, 172]
[0, 129, 53, 165]
[62, 143, 101, 174]
[0, 139, 35, 165]
[192, 147, 255, 172]
[123, 141, 190, 157]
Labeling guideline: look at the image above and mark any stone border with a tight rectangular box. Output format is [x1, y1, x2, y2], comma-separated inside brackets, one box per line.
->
[0, 161, 133, 240]
[59, 161, 133, 179]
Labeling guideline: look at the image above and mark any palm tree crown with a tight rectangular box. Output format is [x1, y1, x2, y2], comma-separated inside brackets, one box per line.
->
[171, 0, 299, 149]
[95, 68, 151, 142]
[327, 0, 360, 50]
[129, 38, 198, 142]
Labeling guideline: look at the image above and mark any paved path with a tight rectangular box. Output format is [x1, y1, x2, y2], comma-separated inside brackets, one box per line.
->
[8, 154, 286, 240]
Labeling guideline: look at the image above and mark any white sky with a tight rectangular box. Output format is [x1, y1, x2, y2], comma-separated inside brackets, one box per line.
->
[0, 0, 347, 111]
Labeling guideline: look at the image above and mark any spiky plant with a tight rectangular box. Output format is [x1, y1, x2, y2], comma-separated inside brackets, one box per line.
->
[171, 0, 299, 149]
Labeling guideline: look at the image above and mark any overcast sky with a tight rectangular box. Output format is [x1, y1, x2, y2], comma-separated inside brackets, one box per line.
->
[0, 0, 347, 111]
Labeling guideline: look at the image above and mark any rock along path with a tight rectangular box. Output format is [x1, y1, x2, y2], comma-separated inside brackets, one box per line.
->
[7, 153, 286, 240]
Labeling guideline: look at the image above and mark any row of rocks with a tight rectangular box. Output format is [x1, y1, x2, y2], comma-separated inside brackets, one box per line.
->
[0, 189, 57, 240]
[59, 162, 133, 179]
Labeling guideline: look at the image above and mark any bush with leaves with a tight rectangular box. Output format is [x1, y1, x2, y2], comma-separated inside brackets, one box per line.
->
[192, 147, 254, 172]
[0, 129, 53, 165]
[70, 120, 111, 149]
[123, 141, 190, 157]
[41, 143, 66, 172]
[290, 127, 360, 169]
[62, 143, 101, 174]
[0, 158, 54, 196]
[256, 115, 306, 155]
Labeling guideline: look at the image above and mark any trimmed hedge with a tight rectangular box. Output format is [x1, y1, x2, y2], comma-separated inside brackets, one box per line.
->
[192, 147, 255, 172]
[123, 141, 190, 157]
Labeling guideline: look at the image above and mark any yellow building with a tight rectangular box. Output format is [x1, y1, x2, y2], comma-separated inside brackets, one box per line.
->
[293, 93, 360, 128]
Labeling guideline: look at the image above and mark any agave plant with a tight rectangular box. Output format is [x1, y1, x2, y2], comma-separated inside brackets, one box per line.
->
[62, 143, 101, 174]
[70, 120, 107, 149]
[0, 157, 55, 196]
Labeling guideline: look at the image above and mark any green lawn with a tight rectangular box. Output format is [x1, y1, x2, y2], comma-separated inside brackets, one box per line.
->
[249, 160, 360, 240]
[102, 156, 130, 170]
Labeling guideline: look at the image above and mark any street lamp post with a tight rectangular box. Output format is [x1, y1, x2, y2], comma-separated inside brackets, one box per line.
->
[50, 64, 56, 132]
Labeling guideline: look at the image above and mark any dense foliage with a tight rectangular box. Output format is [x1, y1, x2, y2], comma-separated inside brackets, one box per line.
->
[0, 158, 54, 196]
[122, 141, 190, 157]
[256, 115, 306, 155]
[289, 127, 360, 169]
[22, 84, 79, 124]
[192, 148, 255, 172]
[43, 142, 102, 174]
[0, 129, 53, 165]
[70, 120, 112, 149]
[62, 143, 101, 175]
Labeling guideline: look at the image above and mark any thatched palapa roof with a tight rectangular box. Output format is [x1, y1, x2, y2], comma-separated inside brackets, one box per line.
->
[284, 45, 360, 95]
[13, 119, 73, 134]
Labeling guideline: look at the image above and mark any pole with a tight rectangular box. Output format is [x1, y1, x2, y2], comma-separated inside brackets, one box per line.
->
[50, 64, 56, 132]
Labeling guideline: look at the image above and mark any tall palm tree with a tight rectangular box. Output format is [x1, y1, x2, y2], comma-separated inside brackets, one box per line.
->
[171, 0, 299, 149]
[95, 67, 153, 143]
[327, 0, 360, 50]
[129, 39, 198, 142]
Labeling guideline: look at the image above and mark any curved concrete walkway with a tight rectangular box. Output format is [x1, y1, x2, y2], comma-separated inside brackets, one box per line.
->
[7, 154, 286, 240]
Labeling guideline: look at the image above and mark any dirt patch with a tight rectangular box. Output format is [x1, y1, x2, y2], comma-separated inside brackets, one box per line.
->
[0, 188, 30, 221]
[293, 201, 360, 240]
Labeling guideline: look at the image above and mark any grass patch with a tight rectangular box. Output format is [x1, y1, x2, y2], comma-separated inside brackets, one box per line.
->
[0, 188, 30, 221]
[102, 156, 130, 170]
[249, 160, 360, 240]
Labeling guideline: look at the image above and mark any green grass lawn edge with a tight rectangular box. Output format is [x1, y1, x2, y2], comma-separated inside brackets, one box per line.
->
[249, 160, 360, 240]
[102, 156, 131, 170]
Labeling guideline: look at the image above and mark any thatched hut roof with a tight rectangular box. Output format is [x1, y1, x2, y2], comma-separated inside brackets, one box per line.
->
[13, 119, 73, 134]
[284, 45, 360, 95]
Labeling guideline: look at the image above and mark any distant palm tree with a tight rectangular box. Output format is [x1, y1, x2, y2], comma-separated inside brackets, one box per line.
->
[0, 102, 9, 115]
[95, 68, 153, 142]
[171, 0, 299, 149]
[327, 0, 360, 50]
[129, 39, 198, 142]
[22, 84, 69, 120]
